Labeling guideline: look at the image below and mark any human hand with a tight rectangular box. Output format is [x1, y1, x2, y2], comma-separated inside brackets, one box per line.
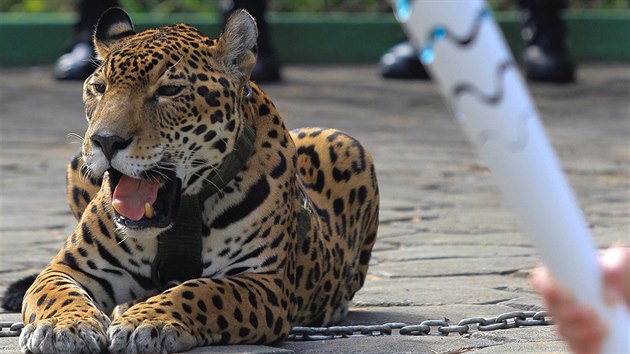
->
[530, 246, 630, 354]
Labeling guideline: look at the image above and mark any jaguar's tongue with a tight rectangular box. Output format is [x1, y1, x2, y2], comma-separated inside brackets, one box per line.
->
[112, 175, 160, 221]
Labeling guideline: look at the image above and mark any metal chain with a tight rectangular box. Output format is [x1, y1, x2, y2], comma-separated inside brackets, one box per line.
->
[287, 311, 553, 341]
[0, 321, 23, 338]
[0, 311, 552, 340]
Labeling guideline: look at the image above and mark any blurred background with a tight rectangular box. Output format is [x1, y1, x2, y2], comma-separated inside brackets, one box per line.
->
[0, 0, 628, 69]
[0, 0, 628, 13]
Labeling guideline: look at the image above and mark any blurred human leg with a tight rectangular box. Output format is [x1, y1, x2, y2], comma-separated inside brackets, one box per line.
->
[54, 0, 120, 80]
[519, 0, 576, 83]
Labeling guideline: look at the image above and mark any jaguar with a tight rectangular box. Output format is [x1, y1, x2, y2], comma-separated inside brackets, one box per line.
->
[15, 7, 379, 354]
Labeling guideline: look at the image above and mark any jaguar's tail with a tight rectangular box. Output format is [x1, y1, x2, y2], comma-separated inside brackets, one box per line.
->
[1, 274, 37, 312]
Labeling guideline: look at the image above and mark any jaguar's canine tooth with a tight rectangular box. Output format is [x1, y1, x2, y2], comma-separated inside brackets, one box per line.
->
[144, 203, 155, 218]
[112, 199, 122, 214]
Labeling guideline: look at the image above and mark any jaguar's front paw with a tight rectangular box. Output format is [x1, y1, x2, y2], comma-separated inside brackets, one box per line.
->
[107, 317, 196, 354]
[19, 318, 108, 354]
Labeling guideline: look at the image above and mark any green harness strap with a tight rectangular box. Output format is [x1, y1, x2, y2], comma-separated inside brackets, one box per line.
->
[151, 123, 256, 290]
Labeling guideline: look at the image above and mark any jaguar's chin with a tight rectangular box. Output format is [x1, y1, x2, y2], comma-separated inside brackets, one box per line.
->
[107, 168, 181, 231]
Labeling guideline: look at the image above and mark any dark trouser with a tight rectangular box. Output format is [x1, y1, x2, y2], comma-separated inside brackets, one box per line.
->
[517, 0, 567, 51]
[74, 0, 273, 58]
[222, 0, 273, 58]
[74, 0, 120, 43]
[518, 0, 574, 82]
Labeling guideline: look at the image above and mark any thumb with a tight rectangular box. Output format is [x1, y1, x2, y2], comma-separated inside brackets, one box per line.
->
[601, 246, 630, 308]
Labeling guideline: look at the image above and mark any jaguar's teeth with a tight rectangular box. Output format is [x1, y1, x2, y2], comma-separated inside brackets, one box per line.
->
[112, 199, 122, 214]
[144, 203, 155, 219]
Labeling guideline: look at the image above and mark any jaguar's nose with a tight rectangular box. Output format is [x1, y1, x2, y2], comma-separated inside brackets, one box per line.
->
[91, 133, 133, 161]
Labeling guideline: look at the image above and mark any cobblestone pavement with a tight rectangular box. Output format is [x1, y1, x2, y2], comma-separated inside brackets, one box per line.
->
[1, 63, 628, 353]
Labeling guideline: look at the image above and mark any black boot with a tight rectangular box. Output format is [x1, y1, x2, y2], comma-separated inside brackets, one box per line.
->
[519, 0, 575, 83]
[222, 0, 281, 83]
[54, 0, 119, 80]
[379, 40, 429, 80]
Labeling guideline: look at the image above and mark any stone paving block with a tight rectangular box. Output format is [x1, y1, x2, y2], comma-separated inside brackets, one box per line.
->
[371, 244, 535, 262]
[279, 335, 501, 354]
[475, 342, 569, 353]
[369, 256, 538, 278]
[380, 231, 534, 248]
[188, 345, 294, 354]
[353, 275, 541, 308]
[471, 326, 563, 345]
[471, 328, 570, 353]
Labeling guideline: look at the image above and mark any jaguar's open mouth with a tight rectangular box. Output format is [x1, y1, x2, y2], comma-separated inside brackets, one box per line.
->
[107, 168, 181, 230]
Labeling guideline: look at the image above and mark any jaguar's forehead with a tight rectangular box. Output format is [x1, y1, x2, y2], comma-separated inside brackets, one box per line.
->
[102, 24, 218, 83]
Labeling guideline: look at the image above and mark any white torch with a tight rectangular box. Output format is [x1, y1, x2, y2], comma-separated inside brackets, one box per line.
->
[394, 0, 629, 352]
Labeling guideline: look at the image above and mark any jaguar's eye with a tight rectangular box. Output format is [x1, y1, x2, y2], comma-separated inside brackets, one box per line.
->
[156, 85, 184, 97]
[92, 83, 106, 94]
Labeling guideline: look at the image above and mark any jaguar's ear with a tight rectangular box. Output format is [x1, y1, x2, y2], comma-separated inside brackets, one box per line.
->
[93, 8, 136, 60]
[215, 9, 258, 83]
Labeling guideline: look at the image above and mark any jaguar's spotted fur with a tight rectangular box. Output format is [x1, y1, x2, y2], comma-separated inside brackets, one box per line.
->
[17, 8, 379, 353]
